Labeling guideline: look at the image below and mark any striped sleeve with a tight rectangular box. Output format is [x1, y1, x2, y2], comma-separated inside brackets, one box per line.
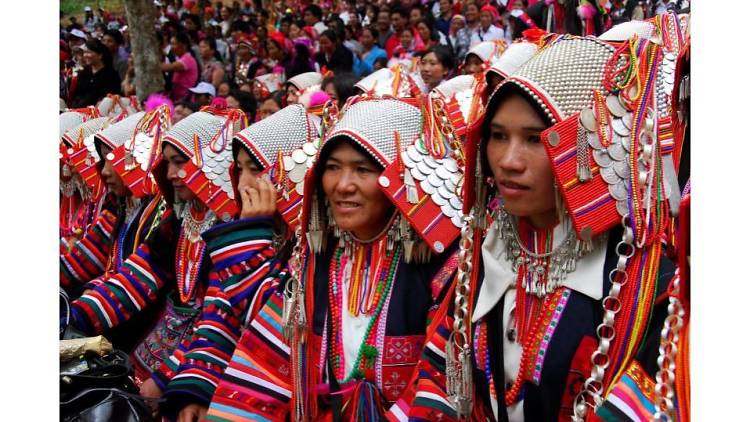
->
[157, 218, 285, 412]
[60, 209, 118, 292]
[70, 239, 175, 335]
[204, 287, 292, 422]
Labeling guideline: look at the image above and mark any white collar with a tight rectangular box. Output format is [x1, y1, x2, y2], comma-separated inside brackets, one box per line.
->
[472, 221, 608, 323]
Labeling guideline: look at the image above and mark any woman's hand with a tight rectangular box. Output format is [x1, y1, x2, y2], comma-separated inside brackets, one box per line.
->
[239, 178, 277, 219]
[177, 403, 208, 422]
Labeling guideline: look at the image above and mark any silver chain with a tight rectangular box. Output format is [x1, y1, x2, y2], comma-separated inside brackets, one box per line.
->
[652, 271, 685, 422]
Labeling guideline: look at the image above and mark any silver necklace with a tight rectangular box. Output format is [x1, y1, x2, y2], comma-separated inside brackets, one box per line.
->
[495, 208, 593, 298]
[180, 201, 217, 243]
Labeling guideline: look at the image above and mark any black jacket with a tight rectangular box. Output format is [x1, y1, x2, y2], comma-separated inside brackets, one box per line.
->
[71, 65, 122, 107]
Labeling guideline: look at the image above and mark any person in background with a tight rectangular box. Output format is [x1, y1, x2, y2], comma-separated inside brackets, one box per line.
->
[373, 56, 389, 71]
[160, 32, 199, 101]
[356, 26, 387, 76]
[121, 55, 136, 96]
[71, 39, 121, 107]
[464, 2, 481, 34]
[471, 4, 505, 45]
[385, 8, 409, 57]
[217, 81, 231, 97]
[102, 29, 128, 80]
[303, 4, 328, 35]
[410, 4, 426, 28]
[391, 27, 420, 61]
[419, 44, 454, 90]
[257, 90, 284, 120]
[376, 9, 393, 48]
[225, 89, 257, 121]
[173, 100, 198, 123]
[321, 72, 358, 108]
[448, 14, 471, 63]
[314, 29, 354, 73]
[435, 0, 453, 36]
[198, 36, 226, 89]
[188, 82, 216, 108]
[83, 6, 101, 32]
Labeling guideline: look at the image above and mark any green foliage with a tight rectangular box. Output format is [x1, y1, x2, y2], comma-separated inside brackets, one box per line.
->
[60, 0, 125, 18]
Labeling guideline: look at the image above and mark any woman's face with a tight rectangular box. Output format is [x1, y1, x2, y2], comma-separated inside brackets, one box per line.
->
[289, 23, 302, 39]
[420, 52, 447, 88]
[266, 40, 282, 60]
[360, 29, 374, 48]
[162, 143, 197, 202]
[450, 18, 466, 32]
[400, 29, 413, 49]
[286, 86, 301, 104]
[480, 10, 493, 28]
[170, 37, 186, 56]
[409, 9, 423, 27]
[416, 22, 431, 44]
[235, 147, 262, 193]
[280, 20, 290, 36]
[221, 7, 230, 20]
[464, 54, 483, 75]
[322, 141, 393, 239]
[99, 144, 128, 197]
[198, 40, 213, 60]
[323, 82, 337, 103]
[466, 4, 479, 22]
[485, 93, 556, 228]
[218, 82, 231, 97]
[319, 35, 335, 55]
[226, 95, 240, 109]
[237, 44, 251, 60]
[83, 48, 103, 67]
[259, 98, 281, 120]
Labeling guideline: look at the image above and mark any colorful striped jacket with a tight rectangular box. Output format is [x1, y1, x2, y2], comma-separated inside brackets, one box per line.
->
[204, 241, 460, 421]
[60, 196, 164, 295]
[387, 232, 676, 422]
[152, 217, 283, 414]
[69, 206, 179, 336]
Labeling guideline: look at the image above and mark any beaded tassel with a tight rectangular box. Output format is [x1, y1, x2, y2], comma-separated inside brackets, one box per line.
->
[404, 168, 419, 204]
[576, 124, 592, 182]
[399, 215, 414, 263]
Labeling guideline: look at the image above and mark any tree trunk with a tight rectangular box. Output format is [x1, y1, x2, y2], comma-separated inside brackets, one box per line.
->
[123, 0, 165, 103]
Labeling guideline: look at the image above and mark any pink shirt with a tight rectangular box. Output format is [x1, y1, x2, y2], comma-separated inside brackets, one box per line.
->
[171, 52, 198, 101]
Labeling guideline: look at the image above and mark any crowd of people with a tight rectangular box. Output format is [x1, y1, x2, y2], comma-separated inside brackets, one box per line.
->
[59, 0, 690, 421]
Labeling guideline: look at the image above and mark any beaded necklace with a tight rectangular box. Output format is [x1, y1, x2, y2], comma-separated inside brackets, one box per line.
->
[106, 197, 143, 273]
[328, 239, 401, 383]
[175, 202, 216, 304]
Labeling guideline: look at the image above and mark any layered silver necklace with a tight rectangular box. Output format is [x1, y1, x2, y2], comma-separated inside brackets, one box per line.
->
[495, 208, 595, 298]
[179, 201, 217, 243]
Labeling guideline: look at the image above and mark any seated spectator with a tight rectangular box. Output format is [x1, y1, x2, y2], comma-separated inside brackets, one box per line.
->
[70, 39, 121, 107]
[188, 82, 216, 108]
[314, 29, 354, 74]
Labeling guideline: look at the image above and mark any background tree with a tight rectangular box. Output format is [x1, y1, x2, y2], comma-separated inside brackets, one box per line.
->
[123, 0, 164, 101]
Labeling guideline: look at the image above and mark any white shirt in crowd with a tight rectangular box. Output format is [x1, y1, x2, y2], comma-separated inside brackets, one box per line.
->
[470, 24, 505, 46]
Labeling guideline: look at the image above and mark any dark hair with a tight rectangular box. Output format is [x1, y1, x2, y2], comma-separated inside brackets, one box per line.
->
[423, 45, 455, 70]
[322, 72, 358, 108]
[390, 7, 408, 19]
[85, 39, 113, 67]
[305, 4, 323, 20]
[264, 90, 285, 109]
[319, 29, 339, 44]
[229, 20, 250, 34]
[227, 89, 257, 121]
[175, 100, 199, 112]
[374, 56, 388, 69]
[326, 17, 346, 41]
[362, 25, 379, 41]
[103, 29, 124, 46]
[172, 31, 192, 49]
[182, 13, 202, 29]
[200, 36, 222, 61]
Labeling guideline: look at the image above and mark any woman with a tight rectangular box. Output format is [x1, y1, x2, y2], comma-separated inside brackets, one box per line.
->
[398, 34, 684, 421]
[203, 97, 463, 420]
[314, 29, 354, 74]
[321, 72, 358, 108]
[285, 71, 322, 106]
[264, 33, 293, 78]
[226, 89, 257, 120]
[462, 39, 507, 75]
[258, 90, 284, 120]
[161, 32, 199, 101]
[464, 2, 481, 34]
[60, 110, 107, 249]
[148, 104, 322, 420]
[471, 5, 505, 45]
[198, 36, 226, 89]
[61, 108, 172, 350]
[356, 26, 387, 76]
[391, 27, 421, 61]
[70, 39, 122, 107]
[231, 36, 263, 88]
[68, 108, 248, 397]
[419, 45, 454, 91]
